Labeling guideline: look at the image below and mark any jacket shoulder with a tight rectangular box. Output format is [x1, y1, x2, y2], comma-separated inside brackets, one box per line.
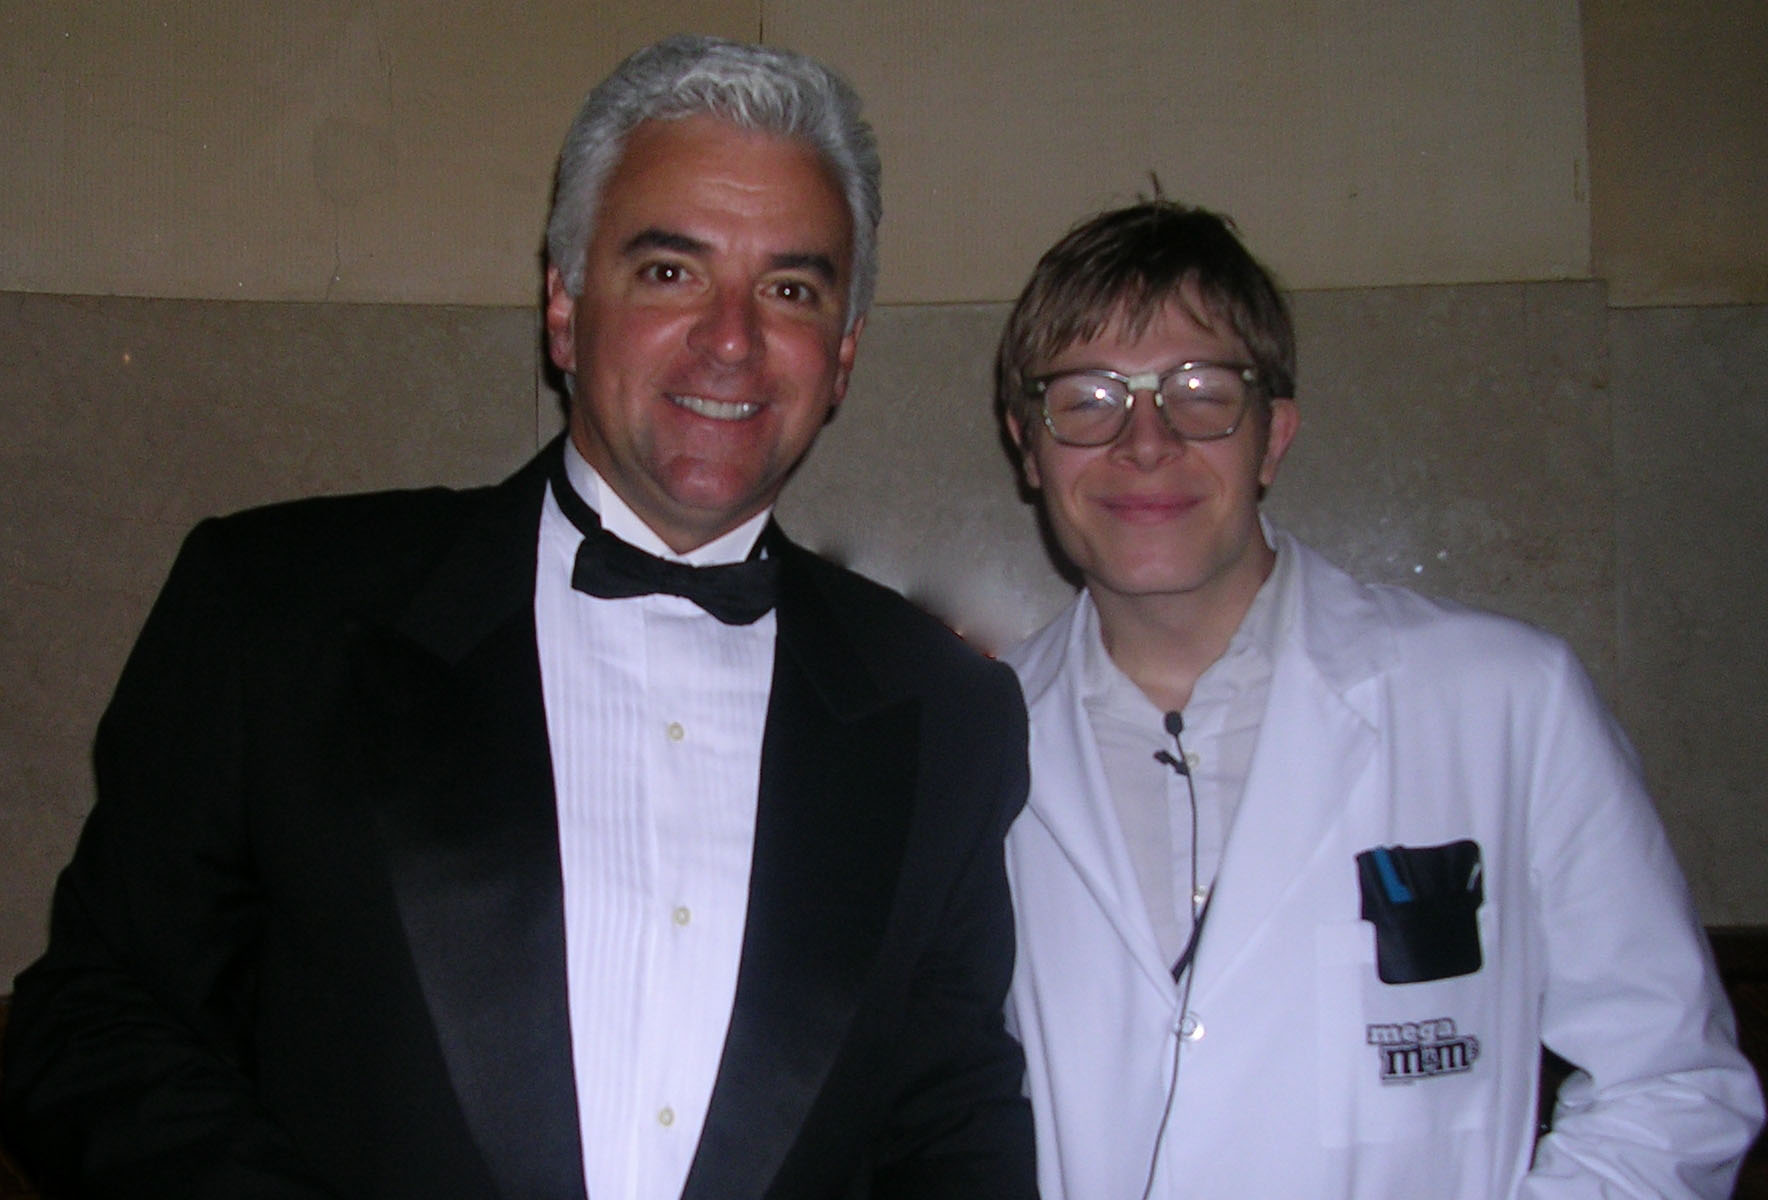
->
[784, 544, 1021, 702]
[158, 479, 523, 640]
[1361, 578, 1580, 682]
[204, 483, 488, 561]
[1274, 530, 1581, 691]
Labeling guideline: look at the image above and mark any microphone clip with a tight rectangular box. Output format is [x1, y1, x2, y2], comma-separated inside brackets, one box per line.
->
[1153, 710, 1190, 776]
[1153, 749, 1189, 777]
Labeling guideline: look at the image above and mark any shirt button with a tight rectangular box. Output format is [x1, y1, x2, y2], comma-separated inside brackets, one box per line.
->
[1180, 1012, 1204, 1041]
[666, 721, 685, 742]
[657, 1106, 675, 1127]
[672, 906, 692, 927]
[1184, 751, 1201, 770]
[1192, 885, 1210, 909]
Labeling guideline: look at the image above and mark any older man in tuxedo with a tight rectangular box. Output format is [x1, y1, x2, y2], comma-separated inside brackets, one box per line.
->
[1, 36, 1036, 1200]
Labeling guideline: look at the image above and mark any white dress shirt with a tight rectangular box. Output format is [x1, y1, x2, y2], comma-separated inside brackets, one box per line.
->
[535, 442, 777, 1200]
[1080, 531, 1296, 970]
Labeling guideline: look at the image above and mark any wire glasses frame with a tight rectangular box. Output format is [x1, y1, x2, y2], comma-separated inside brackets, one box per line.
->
[1027, 361, 1262, 447]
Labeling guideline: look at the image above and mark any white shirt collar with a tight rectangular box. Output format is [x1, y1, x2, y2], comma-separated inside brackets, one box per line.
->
[1210, 515, 1297, 676]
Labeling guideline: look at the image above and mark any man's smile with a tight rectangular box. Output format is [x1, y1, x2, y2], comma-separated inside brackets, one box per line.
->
[669, 392, 762, 421]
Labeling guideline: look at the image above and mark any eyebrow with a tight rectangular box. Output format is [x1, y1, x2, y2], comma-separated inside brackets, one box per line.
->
[622, 228, 840, 286]
[623, 228, 710, 258]
[767, 251, 839, 286]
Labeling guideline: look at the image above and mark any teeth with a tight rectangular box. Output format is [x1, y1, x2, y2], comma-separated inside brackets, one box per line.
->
[671, 393, 759, 421]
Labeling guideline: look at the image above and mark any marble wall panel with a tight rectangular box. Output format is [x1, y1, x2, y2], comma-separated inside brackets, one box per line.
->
[3, 282, 1763, 983]
[1276, 282, 1616, 690]
[764, 285, 1761, 927]
[787, 284, 1616, 683]
[1610, 306, 1768, 922]
[777, 303, 1074, 654]
[0, 292, 540, 977]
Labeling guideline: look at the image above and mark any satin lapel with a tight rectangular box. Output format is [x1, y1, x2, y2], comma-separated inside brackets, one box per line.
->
[361, 449, 587, 1200]
[683, 540, 916, 1200]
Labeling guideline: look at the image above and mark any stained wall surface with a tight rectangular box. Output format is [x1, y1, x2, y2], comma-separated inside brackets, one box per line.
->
[0, 1, 754, 303]
[1608, 306, 1768, 917]
[776, 1, 1591, 299]
[1, 0, 1588, 304]
[2, 0, 1765, 986]
[1585, 0, 1768, 305]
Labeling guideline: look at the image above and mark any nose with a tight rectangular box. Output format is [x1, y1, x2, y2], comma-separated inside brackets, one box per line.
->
[688, 285, 762, 367]
[1113, 387, 1184, 468]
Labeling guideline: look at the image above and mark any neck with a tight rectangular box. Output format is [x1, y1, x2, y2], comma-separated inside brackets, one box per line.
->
[1090, 544, 1274, 713]
[563, 437, 761, 562]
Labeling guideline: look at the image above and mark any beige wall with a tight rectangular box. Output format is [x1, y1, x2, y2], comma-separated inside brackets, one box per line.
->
[0, 1, 756, 303]
[3, 0, 1592, 304]
[1585, 0, 1768, 305]
[786, 1, 1591, 300]
[2, 1, 1765, 984]
[7, 2, 1761, 308]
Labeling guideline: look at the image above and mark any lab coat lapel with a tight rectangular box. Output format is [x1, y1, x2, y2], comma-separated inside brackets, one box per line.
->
[683, 539, 916, 1200]
[1018, 602, 1179, 998]
[1184, 650, 1380, 1002]
[361, 451, 588, 1200]
[1187, 534, 1390, 1004]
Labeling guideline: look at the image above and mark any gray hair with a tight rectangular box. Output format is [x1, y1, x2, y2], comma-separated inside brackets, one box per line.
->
[545, 35, 881, 333]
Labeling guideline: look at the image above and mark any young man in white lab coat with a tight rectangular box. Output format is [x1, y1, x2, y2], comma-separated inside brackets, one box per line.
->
[995, 201, 1763, 1199]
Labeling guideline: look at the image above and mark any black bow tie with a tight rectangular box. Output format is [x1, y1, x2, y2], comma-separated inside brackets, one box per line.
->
[548, 449, 779, 626]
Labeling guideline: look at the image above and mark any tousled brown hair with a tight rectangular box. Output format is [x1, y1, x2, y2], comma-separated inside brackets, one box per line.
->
[996, 201, 1295, 436]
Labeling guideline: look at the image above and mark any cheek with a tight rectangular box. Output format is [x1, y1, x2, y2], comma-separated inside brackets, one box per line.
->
[592, 305, 684, 366]
[775, 324, 847, 387]
[1038, 492, 1098, 573]
[1035, 462, 1099, 553]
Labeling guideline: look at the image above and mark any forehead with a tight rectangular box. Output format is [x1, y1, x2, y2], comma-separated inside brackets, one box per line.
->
[1045, 290, 1248, 370]
[593, 114, 852, 263]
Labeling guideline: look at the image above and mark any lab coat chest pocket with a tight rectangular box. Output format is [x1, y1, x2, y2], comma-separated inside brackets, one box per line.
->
[1313, 902, 1501, 1148]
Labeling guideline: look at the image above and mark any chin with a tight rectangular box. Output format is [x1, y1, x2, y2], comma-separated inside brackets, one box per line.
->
[1089, 566, 1200, 599]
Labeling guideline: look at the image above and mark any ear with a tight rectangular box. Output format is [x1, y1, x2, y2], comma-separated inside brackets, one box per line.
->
[543, 266, 579, 374]
[1006, 412, 1043, 490]
[1257, 397, 1300, 488]
[827, 314, 866, 413]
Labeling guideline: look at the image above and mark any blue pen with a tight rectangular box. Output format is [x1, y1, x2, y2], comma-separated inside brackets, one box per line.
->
[1371, 846, 1413, 903]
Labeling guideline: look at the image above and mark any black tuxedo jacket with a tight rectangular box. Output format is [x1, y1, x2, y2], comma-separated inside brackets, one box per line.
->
[2, 446, 1036, 1199]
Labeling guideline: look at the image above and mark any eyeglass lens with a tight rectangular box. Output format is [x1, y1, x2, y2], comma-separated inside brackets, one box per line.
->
[1042, 366, 1250, 445]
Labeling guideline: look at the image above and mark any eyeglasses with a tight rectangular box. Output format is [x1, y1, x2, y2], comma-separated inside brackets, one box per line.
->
[1027, 362, 1261, 447]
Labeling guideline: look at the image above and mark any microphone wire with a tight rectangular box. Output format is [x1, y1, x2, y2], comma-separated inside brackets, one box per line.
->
[1140, 710, 1204, 1200]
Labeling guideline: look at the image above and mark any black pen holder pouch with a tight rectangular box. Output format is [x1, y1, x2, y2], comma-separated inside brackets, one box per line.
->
[1356, 839, 1484, 984]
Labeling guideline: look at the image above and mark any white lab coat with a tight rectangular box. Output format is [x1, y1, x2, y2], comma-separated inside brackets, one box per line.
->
[1004, 528, 1762, 1199]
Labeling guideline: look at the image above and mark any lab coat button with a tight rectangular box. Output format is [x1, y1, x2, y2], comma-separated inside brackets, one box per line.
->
[1180, 1012, 1204, 1041]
